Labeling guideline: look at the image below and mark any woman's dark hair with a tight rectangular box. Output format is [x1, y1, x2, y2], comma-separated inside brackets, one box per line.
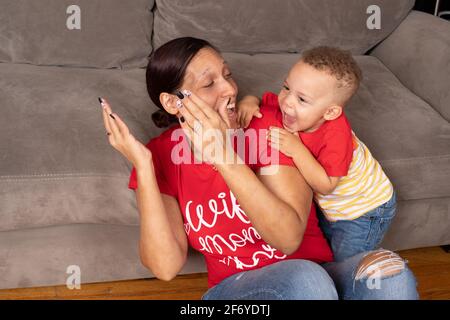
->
[146, 37, 216, 128]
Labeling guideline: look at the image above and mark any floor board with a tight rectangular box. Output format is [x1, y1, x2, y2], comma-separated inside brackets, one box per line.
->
[0, 246, 449, 300]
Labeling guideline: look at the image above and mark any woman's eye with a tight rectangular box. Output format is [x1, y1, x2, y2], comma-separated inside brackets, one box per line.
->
[282, 85, 289, 91]
[203, 81, 214, 88]
[298, 96, 306, 103]
[225, 73, 233, 79]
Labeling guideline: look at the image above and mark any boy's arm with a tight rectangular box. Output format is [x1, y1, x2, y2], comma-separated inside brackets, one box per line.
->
[268, 127, 340, 195]
[290, 142, 340, 195]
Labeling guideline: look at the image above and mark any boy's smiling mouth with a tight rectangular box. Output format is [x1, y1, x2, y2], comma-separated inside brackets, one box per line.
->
[281, 109, 297, 129]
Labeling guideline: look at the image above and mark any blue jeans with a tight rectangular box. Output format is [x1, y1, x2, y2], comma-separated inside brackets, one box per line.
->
[318, 192, 397, 262]
[202, 250, 419, 300]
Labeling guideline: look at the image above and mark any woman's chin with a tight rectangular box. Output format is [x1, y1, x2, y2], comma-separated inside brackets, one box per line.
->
[227, 111, 239, 129]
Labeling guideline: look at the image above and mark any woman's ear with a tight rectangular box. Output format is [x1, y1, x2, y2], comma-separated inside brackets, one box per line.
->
[159, 92, 180, 116]
[323, 105, 343, 121]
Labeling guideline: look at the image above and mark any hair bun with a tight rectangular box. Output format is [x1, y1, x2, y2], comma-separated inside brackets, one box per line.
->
[151, 109, 178, 128]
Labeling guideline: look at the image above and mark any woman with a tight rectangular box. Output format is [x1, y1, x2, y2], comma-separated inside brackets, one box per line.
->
[101, 37, 418, 300]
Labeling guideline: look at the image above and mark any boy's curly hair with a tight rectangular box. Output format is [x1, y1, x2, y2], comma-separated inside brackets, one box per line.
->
[301, 46, 362, 104]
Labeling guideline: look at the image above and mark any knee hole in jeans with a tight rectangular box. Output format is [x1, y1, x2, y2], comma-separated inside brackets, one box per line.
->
[355, 248, 406, 281]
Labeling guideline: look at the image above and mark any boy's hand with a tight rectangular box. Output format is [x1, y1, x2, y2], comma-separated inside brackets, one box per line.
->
[236, 95, 262, 128]
[267, 127, 303, 158]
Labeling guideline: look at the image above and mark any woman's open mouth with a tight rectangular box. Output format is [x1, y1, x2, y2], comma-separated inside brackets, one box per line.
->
[226, 98, 236, 120]
[217, 97, 238, 129]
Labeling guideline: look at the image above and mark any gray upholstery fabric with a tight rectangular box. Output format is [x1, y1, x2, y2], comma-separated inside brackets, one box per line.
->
[0, 224, 206, 290]
[371, 11, 450, 122]
[381, 198, 450, 251]
[345, 56, 450, 201]
[0, 62, 163, 231]
[1, 1, 450, 290]
[0, 0, 154, 69]
[153, 0, 414, 54]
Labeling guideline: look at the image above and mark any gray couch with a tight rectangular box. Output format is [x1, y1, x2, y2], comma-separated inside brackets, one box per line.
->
[0, 0, 449, 290]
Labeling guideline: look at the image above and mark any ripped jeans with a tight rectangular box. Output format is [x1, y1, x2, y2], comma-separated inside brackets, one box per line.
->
[202, 249, 419, 300]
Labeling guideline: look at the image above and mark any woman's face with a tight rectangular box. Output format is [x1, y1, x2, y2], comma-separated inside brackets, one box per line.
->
[181, 47, 239, 129]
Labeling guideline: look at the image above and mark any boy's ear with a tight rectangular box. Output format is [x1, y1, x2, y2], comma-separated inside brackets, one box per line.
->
[323, 105, 343, 121]
[159, 92, 180, 116]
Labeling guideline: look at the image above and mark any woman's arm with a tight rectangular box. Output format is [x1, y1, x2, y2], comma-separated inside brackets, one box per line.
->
[135, 163, 188, 281]
[100, 98, 187, 281]
[178, 93, 312, 255]
[217, 161, 312, 255]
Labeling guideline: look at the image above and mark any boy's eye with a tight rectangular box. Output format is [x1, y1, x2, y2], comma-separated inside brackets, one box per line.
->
[282, 85, 289, 91]
[298, 96, 306, 103]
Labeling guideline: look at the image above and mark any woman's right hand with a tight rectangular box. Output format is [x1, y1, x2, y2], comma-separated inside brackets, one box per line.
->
[100, 98, 152, 170]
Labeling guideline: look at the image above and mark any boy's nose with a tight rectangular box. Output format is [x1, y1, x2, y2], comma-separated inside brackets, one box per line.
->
[283, 94, 296, 110]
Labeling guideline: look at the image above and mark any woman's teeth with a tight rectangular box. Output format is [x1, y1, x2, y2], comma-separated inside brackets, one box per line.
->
[226, 98, 235, 114]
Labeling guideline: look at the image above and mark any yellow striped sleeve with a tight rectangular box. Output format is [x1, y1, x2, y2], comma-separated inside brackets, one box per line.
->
[315, 134, 394, 221]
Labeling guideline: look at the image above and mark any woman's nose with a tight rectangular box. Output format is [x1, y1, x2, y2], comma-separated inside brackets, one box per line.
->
[220, 78, 237, 97]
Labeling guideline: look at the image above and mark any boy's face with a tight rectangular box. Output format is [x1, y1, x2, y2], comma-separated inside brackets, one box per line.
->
[278, 60, 341, 133]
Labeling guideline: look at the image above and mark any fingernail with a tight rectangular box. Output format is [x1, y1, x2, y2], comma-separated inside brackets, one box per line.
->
[181, 89, 192, 97]
[180, 116, 185, 123]
[175, 90, 184, 99]
[176, 100, 183, 109]
[98, 97, 106, 109]
[110, 114, 116, 120]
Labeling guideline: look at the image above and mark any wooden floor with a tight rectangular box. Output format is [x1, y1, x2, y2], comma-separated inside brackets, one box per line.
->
[0, 246, 449, 300]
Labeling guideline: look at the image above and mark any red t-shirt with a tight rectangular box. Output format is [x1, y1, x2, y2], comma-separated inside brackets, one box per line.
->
[265, 92, 354, 177]
[128, 92, 333, 288]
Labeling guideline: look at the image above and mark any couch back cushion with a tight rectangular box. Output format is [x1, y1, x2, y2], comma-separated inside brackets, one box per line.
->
[153, 0, 414, 54]
[0, 0, 154, 69]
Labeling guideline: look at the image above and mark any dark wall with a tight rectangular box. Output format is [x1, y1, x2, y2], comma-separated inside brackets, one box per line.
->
[414, 0, 450, 20]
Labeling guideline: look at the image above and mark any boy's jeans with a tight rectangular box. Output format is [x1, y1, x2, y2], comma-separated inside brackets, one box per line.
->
[318, 192, 397, 262]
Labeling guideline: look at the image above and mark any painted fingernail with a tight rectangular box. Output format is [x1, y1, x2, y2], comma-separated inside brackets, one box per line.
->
[180, 116, 185, 123]
[175, 90, 184, 99]
[181, 89, 192, 97]
[176, 100, 183, 109]
[110, 114, 116, 120]
[98, 97, 106, 109]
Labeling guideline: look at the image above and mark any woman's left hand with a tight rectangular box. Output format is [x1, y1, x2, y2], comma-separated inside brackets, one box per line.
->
[176, 90, 232, 165]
